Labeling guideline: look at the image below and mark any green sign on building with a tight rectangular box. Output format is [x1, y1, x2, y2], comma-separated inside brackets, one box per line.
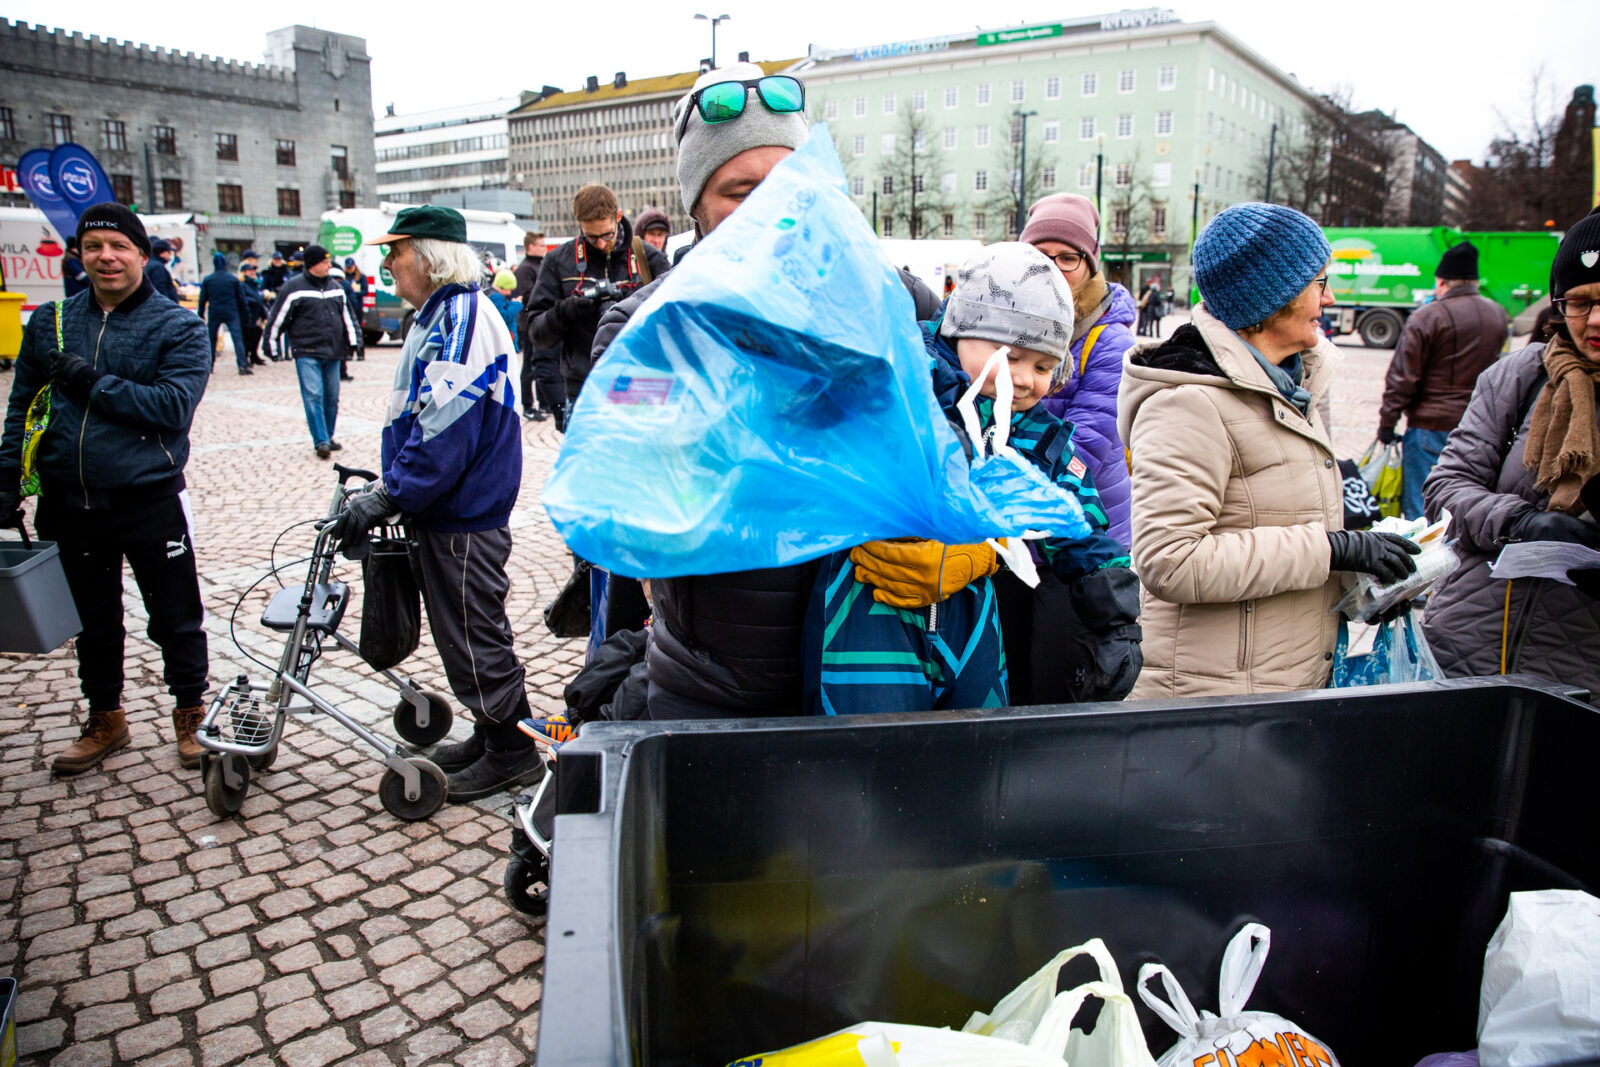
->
[977, 24, 1063, 47]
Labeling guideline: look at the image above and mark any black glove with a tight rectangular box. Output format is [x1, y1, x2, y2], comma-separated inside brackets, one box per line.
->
[1089, 624, 1143, 701]
[1376, 424, 1397, 446]
[1508, 508, 1600, 549]
[1372, 598, 1418, 625]
[1327, 530, 1421, 585]
[1567, 569, 1600, 599]
[0, 487, 22, 528]
[328, 484, 397, 555]
[556, 293, 597, 323]
[49, 348, 103, 403]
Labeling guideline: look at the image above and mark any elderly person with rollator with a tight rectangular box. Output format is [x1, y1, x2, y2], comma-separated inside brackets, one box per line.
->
[327, 206, 544, 801]
[1120, 203, 1420, 697]
[1421, 206, 1600, 700]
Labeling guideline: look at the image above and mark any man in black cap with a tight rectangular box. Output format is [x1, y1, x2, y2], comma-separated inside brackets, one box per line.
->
[260, 250, 288, 307]
[1377, 240, 1511, 518]
[144, 238, 181, 303]
[0, 202, 212, 774]
[262, 243, 360, 459]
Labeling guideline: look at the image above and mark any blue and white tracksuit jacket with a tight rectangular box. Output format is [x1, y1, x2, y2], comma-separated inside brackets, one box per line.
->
[381, 283, 522, 532]
[804, 326, 1130, 716]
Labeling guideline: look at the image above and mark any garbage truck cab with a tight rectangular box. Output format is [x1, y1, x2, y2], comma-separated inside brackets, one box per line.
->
[316, 204, 527, 345]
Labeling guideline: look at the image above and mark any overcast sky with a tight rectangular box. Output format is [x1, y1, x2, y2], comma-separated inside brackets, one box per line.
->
[8, 0, 1592, 163]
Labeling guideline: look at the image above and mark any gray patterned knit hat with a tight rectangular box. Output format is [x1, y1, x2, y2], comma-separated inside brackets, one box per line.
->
[940, 242, 1075, 371]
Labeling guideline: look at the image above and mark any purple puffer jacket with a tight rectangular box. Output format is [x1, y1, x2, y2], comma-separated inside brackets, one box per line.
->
[1040, 282, 1137, 547]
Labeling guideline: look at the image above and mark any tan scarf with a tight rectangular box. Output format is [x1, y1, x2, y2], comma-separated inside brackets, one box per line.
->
[1070, 273, 1111, 345]
[1524, 333, 1600, 514]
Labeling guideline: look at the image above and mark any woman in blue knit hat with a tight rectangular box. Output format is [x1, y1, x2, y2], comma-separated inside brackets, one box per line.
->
[1117, 203, 1419, 697]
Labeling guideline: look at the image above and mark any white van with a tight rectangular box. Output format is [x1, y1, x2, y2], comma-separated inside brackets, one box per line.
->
[316, 204, 528, 344]
[0, 206, 199, 320]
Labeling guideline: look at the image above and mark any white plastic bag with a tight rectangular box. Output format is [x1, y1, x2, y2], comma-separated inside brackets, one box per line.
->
[1137, 924, 1340, 1067]
[1478, 890, 1600, 1067]
[1335, 511, 1459, 622]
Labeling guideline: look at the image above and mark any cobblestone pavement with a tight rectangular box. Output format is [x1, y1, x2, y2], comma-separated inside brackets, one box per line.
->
[0, 320, 1480, 1065]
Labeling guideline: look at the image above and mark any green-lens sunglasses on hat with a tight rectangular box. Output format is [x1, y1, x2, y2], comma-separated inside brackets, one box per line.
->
[675, 76, 805, 141]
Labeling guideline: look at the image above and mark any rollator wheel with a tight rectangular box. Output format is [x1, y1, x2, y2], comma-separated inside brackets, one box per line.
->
[504, 852, 550, 917]
[204, 753, 251, 817]
[248, 742, 278, 772]
[378, 757, 447, 822]
[393, 690, 453, 747]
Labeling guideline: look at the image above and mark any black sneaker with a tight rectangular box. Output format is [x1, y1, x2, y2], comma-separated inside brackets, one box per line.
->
[315, 442, 331, 459]
[446, 735, 546, 802]
[423, 723, 485, 773]
[524, 408, 548, 422]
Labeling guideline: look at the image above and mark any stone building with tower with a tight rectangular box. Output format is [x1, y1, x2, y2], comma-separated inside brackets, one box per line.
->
[0, 20, 377, 261]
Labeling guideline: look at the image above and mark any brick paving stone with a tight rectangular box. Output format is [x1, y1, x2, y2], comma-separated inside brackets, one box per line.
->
[258, 886, 316, 919]
[72, 1000, 141, 1040]
[360, 915, 411, 945]
[62, 970, 131, 1008]
[259, 972, 318, 1009]
[115, 1016, 183, 1059]
[450, 959, 504, 998]
[311, 957, 368, 991]
[399, 895, 453, 922]
[150, 977, 207, 1015]
[255, 914, 317, 950]
[417, 915, 471, 950]
[198, 1025, 265, 1067]
[165, 889, 224, 924]
[380, 954, 446, 997]
[16, 1018, 68, 1056]
[133, 952, 194, 995]
[405, 1026, 464, 1067]
[360, 1004, 422, 1045]
[197, 990, 260, 1034]
[341, 1052, 397, 1067]
[87, 936, 149, 975]
[217, 873, 275, 905]
[279, 1027, 357, 1067]
[46, 1039, 114, 1067]
[264, 997, 331, 1044]
[208, 958, 267, 997]
[326, 933, 359, 959]
[497, 975, 543, 1013]
[453, 1036, 525, 1067]
[269, 940, 324, 973]
[496, 939, 545, 974]
[200, 903, 258, 936]
[434, 937, 490, 968]
[311, 900, 368, 932]
[400, 979, 465, 1022]
[452, 1000, 515, 1040]
[327, 977, 391, 1020]
[194, 932, 251, 969]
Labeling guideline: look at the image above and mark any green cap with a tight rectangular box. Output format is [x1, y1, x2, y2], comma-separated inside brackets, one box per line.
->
[367, 205, 467, 246]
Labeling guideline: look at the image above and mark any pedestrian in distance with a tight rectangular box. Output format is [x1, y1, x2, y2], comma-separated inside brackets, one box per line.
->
[0, 203, 212, 774]
[635, 207, 672, 253]
[260, 249, 288, 305]
[62, 235, 89, 298]
[238, 255, 268, 364]
[1120, 202, 1420, 698]
[511, 231, 562, 422]
[487, 271, 522, 353]
[329, 204, 543, 802]
[262, 243, 360, 459]
[1420, 206, 1600, 702]
[1022, 192, 1137, 547]
[197, 251, 253, 375]
[1376, 240, 1511, 519]
[344, 257, 369, 362]
[144, 237, 181, 303]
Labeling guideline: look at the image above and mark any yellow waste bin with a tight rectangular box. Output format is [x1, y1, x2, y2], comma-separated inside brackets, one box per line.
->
[0, 291, 24, 360]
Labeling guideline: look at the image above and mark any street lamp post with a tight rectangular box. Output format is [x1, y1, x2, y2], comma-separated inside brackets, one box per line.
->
[693, 13, 731, 69]
[1190, 167, 1201, 255]
[1263, 122, 1278, 202]
[1095, 132, 1105, 232]
[1013, 109, 1037, 238]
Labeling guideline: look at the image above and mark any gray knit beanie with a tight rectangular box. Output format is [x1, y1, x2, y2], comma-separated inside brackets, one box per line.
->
[940, 243, 1076, 371]
[674, 63, 809, 219]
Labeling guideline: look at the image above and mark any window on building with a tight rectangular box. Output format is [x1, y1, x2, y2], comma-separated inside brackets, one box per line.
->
[882, 175, 894, 196]
[1080, 116, 1096, 140]
[1077, 164, 1094, 189]
[214, 132, 237, 161]
[1118, 69, 1135, 93]
[973, 212, 986, 239]
[976, 83, 991, 106]
[100, 119, 127, 153]
[111, 173, 134, 204]
[975, 124, 990, 148]
[1206, 111, 1214, 135]
[161, 178, 183, 209]
[1005, 210, 1018, 238]
[943, 127, 957, 150]
[913, 130, 927, 152]
[1156, 111, 1174, 136]
[944, 86, 958, 108]
[912, 89, 926, 112]
[942, 212, 954, 238]
[277, 188, 300, 216]
[853, 134, 866, 157]
[974, 170, 988, 192]
[339, 190, 357, 209]
[1152, 205, 1168, 236]
[1112, 207, 1129, 234]
[1153, 162, 1172, 187]
[1116, 114, 1133, 138]
[881, 133, 895, 155]
[217, 183, 243, 213]
[0, 107, 14, 141]
[1010, 121, 1023, 146]
[1082, 72, 1098, 97]
[942, 171, 957, 194]
[153, 125, 176, 155]
[275, 139, 296, 166]
[1042, 166, 1057, 190]
[1045, 76, 1061, 100]
[883, 93, 896, 115]
[1011, 80, 1026, 103]
[1115, 162, 1131, 187]
[1158, 64, 1177, 90]
[880, 216, 892, 237]
[851, 175, 866, 197]
[1043, 120, 1059, 144]
[910, 215, 923, 239]
[48, 113, 73, 145]
[331, 145, 349, 178]
[825, 99, 838, 121]
[854, 96, 867, 117]
[1208, 66, 1215, 91]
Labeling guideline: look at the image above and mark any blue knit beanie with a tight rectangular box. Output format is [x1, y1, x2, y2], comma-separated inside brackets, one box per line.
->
[1192, 203, 1331, 330]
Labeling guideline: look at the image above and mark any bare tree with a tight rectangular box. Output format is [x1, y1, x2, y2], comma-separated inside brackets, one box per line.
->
[880, 108, 958, 239]
[1100, 145, 1156, 287]
[981, 117, 1053, 239]
[1463, 66, 1579, 230]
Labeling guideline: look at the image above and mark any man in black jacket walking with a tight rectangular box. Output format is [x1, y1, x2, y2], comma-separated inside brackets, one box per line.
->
[263, 244, 359, 458]
[525, 185, 669, 427]
[512, 230, 562, 422]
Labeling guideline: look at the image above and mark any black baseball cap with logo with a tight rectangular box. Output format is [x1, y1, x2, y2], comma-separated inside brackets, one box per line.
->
[367, 205, 468, 246]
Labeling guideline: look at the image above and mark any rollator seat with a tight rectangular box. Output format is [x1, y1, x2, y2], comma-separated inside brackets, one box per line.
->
[261, 581, 349, 634]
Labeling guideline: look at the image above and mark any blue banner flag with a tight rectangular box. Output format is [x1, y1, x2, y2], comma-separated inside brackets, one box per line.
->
[49, 143, 116, 217]
[16, 148, 80, 240]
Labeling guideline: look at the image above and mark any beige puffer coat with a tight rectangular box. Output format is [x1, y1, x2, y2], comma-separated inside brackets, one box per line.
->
[1118, 305, 1345, 698]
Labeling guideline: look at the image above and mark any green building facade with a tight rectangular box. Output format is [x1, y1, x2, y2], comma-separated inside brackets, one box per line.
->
[793, 9, 1320, 288]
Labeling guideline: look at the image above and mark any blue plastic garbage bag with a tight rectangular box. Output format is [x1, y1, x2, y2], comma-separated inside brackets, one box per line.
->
[541, 126, 1089, 578]
[1329, 613, 1441, 688]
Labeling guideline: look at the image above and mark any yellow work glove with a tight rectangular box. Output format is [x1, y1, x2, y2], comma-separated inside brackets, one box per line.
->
[849, 538, 1000, 609]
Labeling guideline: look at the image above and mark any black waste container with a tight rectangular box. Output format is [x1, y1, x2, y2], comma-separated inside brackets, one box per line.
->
[537, 676, 1599, 1066]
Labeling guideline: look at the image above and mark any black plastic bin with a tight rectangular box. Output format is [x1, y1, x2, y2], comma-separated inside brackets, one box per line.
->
[537, 676, 1600, 1066]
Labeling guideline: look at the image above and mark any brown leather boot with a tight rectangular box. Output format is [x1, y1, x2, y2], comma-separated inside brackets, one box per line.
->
[172, 705, 206, 769]
[52, 708, 131, 775]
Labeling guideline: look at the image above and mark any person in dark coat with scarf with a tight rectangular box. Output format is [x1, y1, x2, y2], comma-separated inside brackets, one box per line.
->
[144, 238, 181, 303]
[197, 252, 253, 374]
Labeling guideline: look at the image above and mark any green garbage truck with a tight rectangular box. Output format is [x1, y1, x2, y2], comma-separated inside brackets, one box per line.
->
[1324, 226, 1559, 348]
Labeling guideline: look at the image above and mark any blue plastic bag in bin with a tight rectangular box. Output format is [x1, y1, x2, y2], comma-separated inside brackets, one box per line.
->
[542, 126, 1088, 578]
